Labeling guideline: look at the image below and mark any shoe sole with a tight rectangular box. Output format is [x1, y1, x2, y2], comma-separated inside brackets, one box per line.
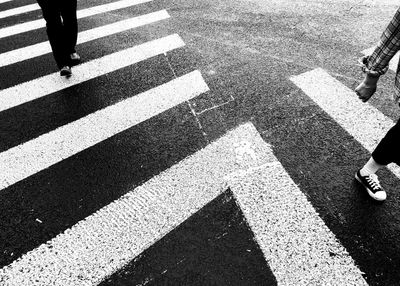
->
[355, 173, 386, 201]
[60, 71, 72, 77]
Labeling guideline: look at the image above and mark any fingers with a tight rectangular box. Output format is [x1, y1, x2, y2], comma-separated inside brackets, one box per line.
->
[355, 81, 376, 102]
[355, 89, 370, 102]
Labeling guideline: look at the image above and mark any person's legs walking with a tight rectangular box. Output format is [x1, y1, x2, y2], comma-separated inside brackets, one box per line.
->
[37, 1, 70, 72]
[355, 118, 400, 201]
[371, 118, 400, 166]
[60, 0, 80, 65]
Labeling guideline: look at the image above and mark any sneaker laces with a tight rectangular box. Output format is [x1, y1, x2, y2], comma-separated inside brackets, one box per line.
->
[366, 174, 382, 191]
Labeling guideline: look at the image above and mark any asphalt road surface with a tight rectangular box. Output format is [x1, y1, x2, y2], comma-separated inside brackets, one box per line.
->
[1, 0, 400, 285]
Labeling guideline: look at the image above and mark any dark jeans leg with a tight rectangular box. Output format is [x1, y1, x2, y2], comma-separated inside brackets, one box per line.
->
[60, 0, 78, 54]
[36, 0, 70, 69]
[372, 117, 400, 166]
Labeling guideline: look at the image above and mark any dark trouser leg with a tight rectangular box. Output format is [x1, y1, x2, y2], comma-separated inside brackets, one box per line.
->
[37, 0, 69, 69]
[60, 0, 78, 55]
[372, 117, 400, 166]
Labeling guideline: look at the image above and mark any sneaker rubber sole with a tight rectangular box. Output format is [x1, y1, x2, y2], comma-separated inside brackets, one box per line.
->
[355, 172, 386, 201]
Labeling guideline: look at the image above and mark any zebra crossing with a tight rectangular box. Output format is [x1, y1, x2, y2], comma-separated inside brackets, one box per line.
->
[0, 0, 212, 283]
[0, 0, 399, 285]
[0, 3, 39, 20]
[0, 69, 208, 190]
[0, 0, 152, 40]
[0, 123, 368, 285]
[0, 34, 185, 112]
[0, 10, 170, 68]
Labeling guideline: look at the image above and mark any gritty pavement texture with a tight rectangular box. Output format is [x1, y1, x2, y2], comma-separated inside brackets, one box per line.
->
[0, 123, 276, 285]
[2, 0, 400, 285]
[230, 164, 367, 285]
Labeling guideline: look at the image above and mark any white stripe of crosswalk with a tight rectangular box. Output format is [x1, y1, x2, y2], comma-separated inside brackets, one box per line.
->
[0, 123, 256, 286]
[0, 10, 170, 68]
[0, 3, 39, 19]
[0, 34, 185, 112]
[0, 0, 152, 40]
[290, 68, 400, 179]
[0, 123, 366, 286]
[230, 155, 367, 285]
[0, 0, 12, 4]
[0, 70, 209, 191]
[362, 46, 399, 72]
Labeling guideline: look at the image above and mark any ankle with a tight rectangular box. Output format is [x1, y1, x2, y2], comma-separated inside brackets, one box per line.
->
[359, 168, 372, 177]
[360, 157, 384, 176]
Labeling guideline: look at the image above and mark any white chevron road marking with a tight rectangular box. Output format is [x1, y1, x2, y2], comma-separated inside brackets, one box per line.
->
[0, 123, 367, 285]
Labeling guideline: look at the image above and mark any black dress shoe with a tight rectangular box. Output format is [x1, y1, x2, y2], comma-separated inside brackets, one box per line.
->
[60, 66, 72, 77]
[70, 52, 81, 66]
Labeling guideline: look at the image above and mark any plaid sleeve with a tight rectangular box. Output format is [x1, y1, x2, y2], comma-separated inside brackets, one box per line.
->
[366, 7, 400, 75]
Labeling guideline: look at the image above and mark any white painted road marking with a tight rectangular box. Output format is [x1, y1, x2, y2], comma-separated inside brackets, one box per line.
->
[0, 123, 366, 285]
[0, 3, 39, 19]
[0, 123, 270, 286]
[0, 70, 208, 191]
[0, 0, 12, 4]
[0, 34, 185, 112]
[290, 68, 400, 178]
[0, 0, 369, 283]
[230, 162, 367, 285]
[362, 46, 399, 72]
[0, 0, 152, 40]
[0, 10, 170, 68]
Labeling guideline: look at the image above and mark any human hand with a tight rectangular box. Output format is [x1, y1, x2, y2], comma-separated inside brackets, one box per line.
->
[355, 73, 379, 102]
